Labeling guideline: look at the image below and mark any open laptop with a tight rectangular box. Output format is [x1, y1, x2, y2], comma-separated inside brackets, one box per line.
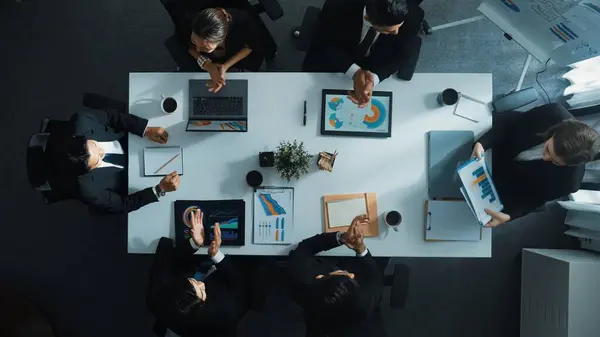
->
[186, 79, 248, 132]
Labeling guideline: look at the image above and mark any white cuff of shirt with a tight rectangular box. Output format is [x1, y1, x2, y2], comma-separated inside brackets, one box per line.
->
[371, 73, 380, 86]
[152, 186, 160, 200]
[336, 232, 369, 256]
[189, 237, 202, 250]
[345, 63, 362, 81]
[211, 250, 225, 264]
[344, 64, 380, 86]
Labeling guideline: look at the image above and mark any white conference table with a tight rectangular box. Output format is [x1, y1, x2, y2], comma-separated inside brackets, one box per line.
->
[128, 72, 493, 257]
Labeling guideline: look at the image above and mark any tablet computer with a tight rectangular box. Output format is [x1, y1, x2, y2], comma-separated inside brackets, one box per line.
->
[321, 89, 393, 138]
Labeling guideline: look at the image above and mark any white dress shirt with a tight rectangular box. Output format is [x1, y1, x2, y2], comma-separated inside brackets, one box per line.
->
[345, 8, 381, 86]
[97, 138, 161, 199]
[515, 143, 545, 161]
[189, 238, 226, 263]
[97, 141, 125, 169]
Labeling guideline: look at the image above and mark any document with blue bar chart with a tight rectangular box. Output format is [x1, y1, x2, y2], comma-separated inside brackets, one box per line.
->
[457, 157, 503, 226]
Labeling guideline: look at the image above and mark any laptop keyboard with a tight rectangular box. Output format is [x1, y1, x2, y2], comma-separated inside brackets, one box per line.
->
[193, 97, 244, 116]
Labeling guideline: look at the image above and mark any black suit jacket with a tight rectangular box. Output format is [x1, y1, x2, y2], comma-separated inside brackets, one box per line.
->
[288, 232, 383, 337]
[147, 238, 245, 337]
[304, 0, 422, 81]
[67, 109, 157, 213]
[478, 103, 585, 220]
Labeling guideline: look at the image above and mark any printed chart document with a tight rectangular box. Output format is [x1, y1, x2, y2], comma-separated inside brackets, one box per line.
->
[457, 156, 503, 226]
[253, 187, 294, 245]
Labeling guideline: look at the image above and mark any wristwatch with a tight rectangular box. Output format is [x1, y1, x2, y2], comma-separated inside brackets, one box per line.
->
[197, 55, 210, 70]
[155, 184, 166, 198]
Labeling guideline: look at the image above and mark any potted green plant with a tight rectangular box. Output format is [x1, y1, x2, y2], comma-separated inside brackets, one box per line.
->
[275, 140, 313, 182]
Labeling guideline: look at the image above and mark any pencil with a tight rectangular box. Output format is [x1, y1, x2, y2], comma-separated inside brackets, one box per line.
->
[154, 153, 180, 174]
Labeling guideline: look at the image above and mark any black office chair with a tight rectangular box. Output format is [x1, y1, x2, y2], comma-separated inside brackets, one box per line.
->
[384, 263, 411, 309]
[292, 0, 427, 81]
[160, 0, 283, 72]
[27, 119, 74, 204]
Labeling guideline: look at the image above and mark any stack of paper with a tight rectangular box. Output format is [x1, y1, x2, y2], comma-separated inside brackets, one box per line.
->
[457, 156, 503, 226]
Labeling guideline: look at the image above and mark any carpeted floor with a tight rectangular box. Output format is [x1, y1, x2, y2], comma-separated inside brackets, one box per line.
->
[0, 1, 575, 336]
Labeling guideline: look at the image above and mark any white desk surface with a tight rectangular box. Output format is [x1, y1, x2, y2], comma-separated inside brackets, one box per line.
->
[128, 72, 493, 257]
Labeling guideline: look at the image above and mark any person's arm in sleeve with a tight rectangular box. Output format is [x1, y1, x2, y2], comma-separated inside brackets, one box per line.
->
[79, 183, 158, 214]
[290, 232, 341, 260]
[147, 237, 199, 311]
[211, 253, 239, 288]
[71, 109, 148, 137]
[222, 17, 262, 70]
[351, 249, 383, 306]
[288, 232, 341, 283]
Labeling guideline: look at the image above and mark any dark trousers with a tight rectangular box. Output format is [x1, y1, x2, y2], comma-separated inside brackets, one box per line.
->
[302, 36, 422, 81]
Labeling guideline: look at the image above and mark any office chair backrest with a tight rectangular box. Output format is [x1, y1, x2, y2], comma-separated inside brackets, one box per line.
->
[27, 133, 51, 191]
[28, 128, 78, 204]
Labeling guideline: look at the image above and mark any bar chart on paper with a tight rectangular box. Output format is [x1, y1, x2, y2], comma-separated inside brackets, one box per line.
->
[253, 187, 295, 245]
[471, 166, 497, 203]
[457, 157, 503, 226]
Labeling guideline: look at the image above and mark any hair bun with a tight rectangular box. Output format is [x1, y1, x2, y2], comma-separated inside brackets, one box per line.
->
[217, 8, 232, 23]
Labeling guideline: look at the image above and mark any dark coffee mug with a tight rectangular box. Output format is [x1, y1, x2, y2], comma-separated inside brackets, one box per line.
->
[382, 210, 402, 232]
[161, 96, 177, 114]
[246, 170, 263, 188]
[437, 88, 459, 106]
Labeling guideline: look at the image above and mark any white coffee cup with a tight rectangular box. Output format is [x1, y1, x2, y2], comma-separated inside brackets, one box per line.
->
[382, 210, 402, 232]
[161, 95, 177, 114]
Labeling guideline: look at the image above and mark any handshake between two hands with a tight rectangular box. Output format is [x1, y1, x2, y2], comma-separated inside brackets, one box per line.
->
[470, 142, 511, 228]
[340, 214, 369, 254]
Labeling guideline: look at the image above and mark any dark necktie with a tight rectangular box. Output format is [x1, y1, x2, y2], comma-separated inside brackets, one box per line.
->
[103, 153, 126, 168]
[358, 27, 377, 56]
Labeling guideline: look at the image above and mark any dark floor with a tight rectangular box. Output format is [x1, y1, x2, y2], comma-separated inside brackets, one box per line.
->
[0, 1, 576, 337]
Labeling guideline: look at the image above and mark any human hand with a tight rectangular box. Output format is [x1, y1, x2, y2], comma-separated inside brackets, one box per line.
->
[472, 142, 484, 160]
[348, 70, 374, 107]
[158, 171, 180, 192]
[208, 222, 222, 257]
[483, 209, 511, 228]
[205, 62, 226, 93]
[144, 127, 169, 144]
[190, 209, 205, 247]
[340, 214, 368, 253]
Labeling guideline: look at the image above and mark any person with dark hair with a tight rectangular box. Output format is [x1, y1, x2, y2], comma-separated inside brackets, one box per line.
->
[47, 105, 180, 213]
[289, 215, 383, 337]
[471, 103, 600, 227]
[147, 210, 246, 337]
[302, 0, 423, 106]
[175, 7, 265, 92]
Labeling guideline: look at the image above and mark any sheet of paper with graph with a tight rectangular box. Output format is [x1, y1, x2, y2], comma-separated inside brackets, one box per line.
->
[457, 156, 504, 226]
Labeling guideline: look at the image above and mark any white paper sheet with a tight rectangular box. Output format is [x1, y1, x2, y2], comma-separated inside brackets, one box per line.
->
[327, 198, 367, 228]
[143, 147, 183, 176]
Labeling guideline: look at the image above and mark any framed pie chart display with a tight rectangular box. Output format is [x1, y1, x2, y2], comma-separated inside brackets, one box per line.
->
[321, 89, 393, 138]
